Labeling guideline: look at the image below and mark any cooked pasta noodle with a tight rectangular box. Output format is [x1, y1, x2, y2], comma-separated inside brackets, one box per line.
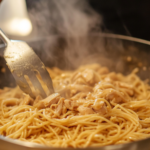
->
[0, 64, 150, 148]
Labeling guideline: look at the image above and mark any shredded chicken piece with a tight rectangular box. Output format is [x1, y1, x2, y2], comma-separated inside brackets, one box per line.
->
[104, 89, 129, 103]
[64, 99, 79, 110]
[55, 98, 65, 116]
[70, 84, 93, 96]
[82, 69, 95, 84]
[86, 92, 95, 100]
[64, 99, 71, 109]
[74, 77, 87, 85]
[34, 93, 60, 109]
[64, 96, 107, 116]
[78, 105, 95, 115]
[71, 72, 86, 83]
[72, 69, 100, 85]
[71, 92, 87, 100]
[61, 104, 67, 115]
[92, 99, 107, 115]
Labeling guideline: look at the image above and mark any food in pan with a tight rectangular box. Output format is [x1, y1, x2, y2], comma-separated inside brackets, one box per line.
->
[0, 63, 150, 148]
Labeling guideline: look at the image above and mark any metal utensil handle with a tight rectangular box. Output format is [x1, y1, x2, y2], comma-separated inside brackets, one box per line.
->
[0, 29, 11, 45]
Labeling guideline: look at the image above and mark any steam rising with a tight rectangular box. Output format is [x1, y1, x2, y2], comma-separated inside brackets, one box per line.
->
[29, 0, 102, 36]
[27, 0, 136, 74]
[50, 0, 102, 37]
[28, 0, 104, 69]
[28, 0, 139, 75]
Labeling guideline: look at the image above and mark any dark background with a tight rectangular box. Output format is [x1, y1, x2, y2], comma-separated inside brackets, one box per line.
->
[26, 0, 150, 41]
[89, 0, 150, 41]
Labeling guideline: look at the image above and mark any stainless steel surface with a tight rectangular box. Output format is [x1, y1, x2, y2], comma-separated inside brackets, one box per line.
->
[0, 29, 54, 98]
[0, 33, 150, 149]
[0, 133, 149, 150]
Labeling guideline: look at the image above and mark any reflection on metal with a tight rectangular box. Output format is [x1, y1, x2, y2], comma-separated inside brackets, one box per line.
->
[0, 0, 32, 36]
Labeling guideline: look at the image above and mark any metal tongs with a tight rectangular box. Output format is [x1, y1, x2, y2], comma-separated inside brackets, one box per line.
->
[0, 29, 54, 98]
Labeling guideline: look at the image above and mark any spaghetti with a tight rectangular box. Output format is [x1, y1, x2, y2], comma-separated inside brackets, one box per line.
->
[0, 64, 150, 148]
